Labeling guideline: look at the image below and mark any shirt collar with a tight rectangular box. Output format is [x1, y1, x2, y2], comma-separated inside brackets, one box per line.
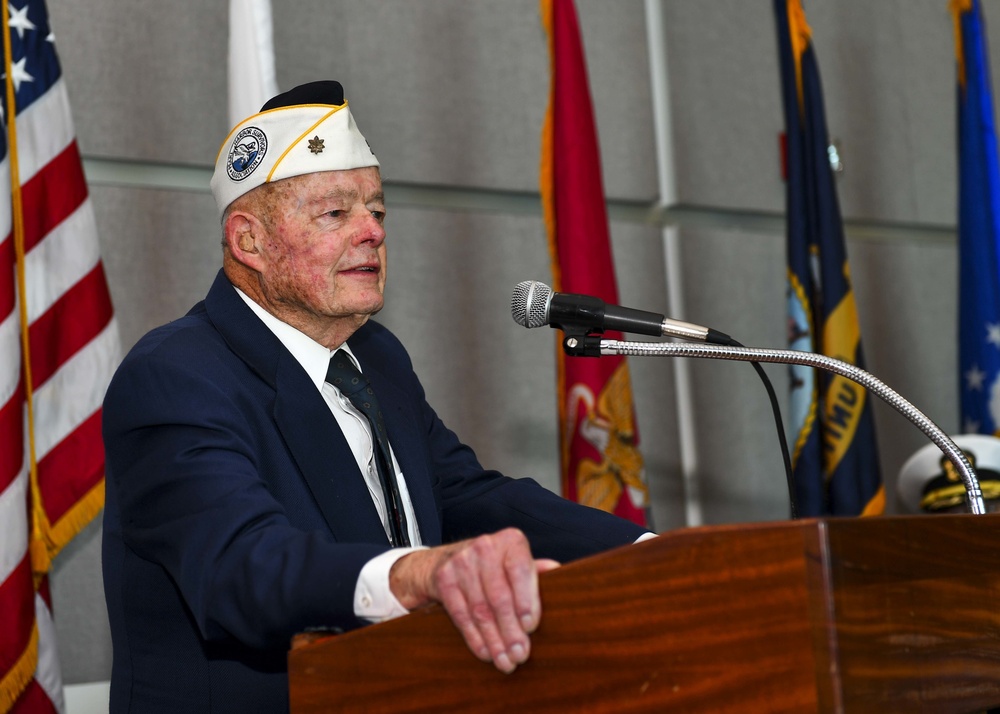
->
[234, 285, 360, 391]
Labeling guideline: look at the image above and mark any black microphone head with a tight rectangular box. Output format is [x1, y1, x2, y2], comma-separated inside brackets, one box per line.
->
[511, 280, 552, 328]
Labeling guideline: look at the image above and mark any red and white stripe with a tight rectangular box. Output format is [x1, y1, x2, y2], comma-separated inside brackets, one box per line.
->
[0, 72, 118, 714]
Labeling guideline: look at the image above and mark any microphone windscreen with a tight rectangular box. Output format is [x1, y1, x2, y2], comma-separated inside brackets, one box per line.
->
[511, 280, 552, 328]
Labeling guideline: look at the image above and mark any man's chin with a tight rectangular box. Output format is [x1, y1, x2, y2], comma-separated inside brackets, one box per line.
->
[362, 295, 385, 316]
[342, 298, 384, 321]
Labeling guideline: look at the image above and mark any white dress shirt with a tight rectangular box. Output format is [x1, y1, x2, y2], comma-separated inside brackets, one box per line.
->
[235, 288, 423, 621]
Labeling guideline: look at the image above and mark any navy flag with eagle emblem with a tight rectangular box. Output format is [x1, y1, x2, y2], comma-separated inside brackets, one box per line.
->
[774, 0, 884, 516]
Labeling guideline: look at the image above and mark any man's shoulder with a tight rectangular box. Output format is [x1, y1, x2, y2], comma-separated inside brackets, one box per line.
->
[109, 298, 258, 400]
[123, 300, 219, 362]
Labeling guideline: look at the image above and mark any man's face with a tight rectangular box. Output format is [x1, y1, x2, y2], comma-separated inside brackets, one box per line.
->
[253, 166, 387, 336]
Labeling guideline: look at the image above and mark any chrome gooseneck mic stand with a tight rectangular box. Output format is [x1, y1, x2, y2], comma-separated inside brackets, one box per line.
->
[565, 336, 986, 515]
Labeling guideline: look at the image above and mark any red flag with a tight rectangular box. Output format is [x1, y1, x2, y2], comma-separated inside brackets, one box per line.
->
[540, 0, 649, 526]
[0, 1, 119, 711]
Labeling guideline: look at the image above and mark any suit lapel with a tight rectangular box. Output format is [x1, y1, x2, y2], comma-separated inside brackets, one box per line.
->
[271, 357, 389, 544]
[204, 271, 389, 544]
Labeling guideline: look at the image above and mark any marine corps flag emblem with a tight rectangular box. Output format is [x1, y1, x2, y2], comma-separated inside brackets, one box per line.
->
[540, 0, 650, 526]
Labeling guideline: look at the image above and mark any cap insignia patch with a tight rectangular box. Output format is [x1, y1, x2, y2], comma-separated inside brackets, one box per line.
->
[226, 126, 268, 182]
[308, 135, 325, 154]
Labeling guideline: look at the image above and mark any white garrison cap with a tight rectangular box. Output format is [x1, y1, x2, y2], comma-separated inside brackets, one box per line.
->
[896, 434, 1000, 513]
[210, 80, 379, 219]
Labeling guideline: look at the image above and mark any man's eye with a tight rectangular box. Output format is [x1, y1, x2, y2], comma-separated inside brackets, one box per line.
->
[371, 210, 386, 222]
[327, 209, 344, 218]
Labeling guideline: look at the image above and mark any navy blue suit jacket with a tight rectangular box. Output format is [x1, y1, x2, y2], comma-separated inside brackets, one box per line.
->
[102, 270, 646, 713]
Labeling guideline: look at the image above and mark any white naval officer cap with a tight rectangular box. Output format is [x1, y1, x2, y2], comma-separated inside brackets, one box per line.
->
[896, 434, 1000, 512]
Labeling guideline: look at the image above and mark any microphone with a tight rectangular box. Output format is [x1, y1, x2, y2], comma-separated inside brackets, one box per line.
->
[510, 280, 732, 344]
[511, 280, 798, 517]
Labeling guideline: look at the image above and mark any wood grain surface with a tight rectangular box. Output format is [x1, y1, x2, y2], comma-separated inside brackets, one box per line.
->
[288, 515, 1000, 713]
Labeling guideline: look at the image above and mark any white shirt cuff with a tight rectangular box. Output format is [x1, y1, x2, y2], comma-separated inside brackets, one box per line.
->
[354, 547, 429, 623]
[635, 532, 658, 543]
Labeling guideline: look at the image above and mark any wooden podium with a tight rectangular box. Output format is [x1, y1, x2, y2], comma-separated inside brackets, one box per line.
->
[288, 514, 1000, 713]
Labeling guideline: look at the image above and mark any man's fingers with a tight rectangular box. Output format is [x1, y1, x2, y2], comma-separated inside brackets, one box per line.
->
[388, 529, 553, 673]
[481, 539, 532, 668]
[430, 529, 544, 674]
[518, 557, 560, 632]
[434, 557, 493, 664]
[500, 534, 542, 635]
[462, 533, 526, 672]
[536, 558, 561, 573]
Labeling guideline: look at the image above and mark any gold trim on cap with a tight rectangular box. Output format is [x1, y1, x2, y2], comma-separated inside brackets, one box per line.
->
[921, 480, 1000, 511]
[265, 105, 345, 183]
[213, 102, 350, 165]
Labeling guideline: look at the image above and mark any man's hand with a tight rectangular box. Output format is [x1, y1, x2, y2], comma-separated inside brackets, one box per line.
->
[388, 528, 559, 674]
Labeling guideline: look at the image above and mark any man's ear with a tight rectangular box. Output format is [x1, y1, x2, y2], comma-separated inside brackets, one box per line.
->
[224, 212, 264, 269]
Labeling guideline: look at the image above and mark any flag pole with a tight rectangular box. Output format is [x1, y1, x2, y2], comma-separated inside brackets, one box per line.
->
[228, 0, 279, 130]
[643, 0, 702, 527]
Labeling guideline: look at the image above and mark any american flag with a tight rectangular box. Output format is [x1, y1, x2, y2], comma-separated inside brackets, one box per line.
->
[0, 1, 118, 711]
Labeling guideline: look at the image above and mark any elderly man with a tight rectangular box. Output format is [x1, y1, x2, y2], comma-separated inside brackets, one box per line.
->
[101, 80, 648, 713]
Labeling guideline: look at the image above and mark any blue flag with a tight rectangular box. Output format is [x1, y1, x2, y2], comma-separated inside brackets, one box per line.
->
[774, 0, 883, 516]
[954, 0, 1000, 437]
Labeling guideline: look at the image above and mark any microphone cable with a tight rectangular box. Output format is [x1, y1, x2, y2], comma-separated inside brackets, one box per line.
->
[721, 336, 798, 519]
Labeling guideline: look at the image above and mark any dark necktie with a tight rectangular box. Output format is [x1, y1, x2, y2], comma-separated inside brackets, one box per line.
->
[326, 350, 410, 547]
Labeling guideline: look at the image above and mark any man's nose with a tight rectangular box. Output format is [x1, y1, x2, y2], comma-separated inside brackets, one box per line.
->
[353, 212, 386, 245]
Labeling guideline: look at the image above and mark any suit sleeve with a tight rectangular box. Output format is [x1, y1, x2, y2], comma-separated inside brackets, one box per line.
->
[360, 326, 649, 561]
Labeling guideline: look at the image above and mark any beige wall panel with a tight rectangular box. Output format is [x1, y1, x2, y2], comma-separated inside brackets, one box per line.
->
[91, 186, 222, 352]
[46, 0, 1000, 225]
[277, 0, 656, 199]
[664, 0, 1000, 226]
[805, 0, 948, 225]
[51, 519, 109, 683]
[48, 0, 229, 165]
[49, 0, 656, 199]
[664, 0, 786, 215]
